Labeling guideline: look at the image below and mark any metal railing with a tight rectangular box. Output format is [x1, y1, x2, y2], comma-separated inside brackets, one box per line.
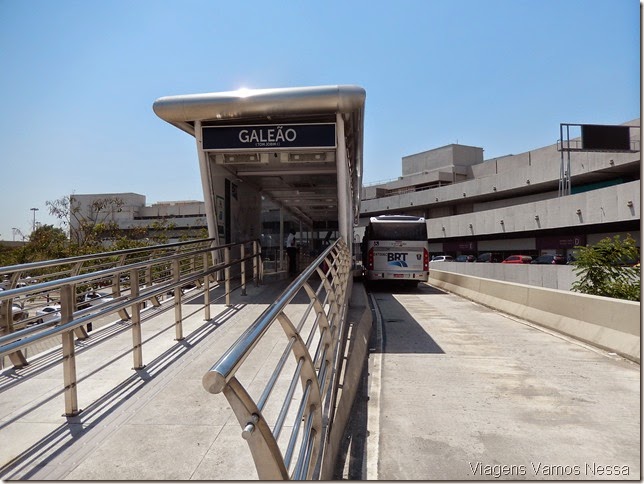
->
[0, 238, 262, 416]
[202, 238, 352, 480]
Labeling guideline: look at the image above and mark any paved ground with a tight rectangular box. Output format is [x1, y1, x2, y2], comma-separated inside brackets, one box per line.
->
[0, 280, 295, 481]
[366, 282, 640, 480]
[1, 278, 639, 481]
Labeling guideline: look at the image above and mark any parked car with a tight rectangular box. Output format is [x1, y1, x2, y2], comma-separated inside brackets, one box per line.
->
[431, 255, 454, 262]
[455, 255, 475, 262]
[502, 255, 533, 264]
[531, 254, 566, 265]
[78, 291, 114, 309]
[476, 252, 503, 263]
[34, 305, 62, 325]
[0, 281, 27, 290]
[11, 304, 29, 322]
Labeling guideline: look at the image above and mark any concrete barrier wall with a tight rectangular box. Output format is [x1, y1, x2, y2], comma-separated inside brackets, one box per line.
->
[428, 270, 640, 363]
[428, 261, 577, 290]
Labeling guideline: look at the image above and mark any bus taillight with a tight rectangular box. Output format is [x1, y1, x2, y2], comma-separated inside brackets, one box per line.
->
[368, 247, 374, 270]
[423, 248, 429, 271]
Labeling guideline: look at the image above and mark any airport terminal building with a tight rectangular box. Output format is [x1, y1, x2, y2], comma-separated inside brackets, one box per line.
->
[68, 193, 208, 243]
[359, 119, 640, 261]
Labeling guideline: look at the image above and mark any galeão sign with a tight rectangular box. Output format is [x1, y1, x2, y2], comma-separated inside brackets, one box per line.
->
[202, 123, 336, 151]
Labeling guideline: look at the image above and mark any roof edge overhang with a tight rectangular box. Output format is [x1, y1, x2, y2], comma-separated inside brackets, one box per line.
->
[153, 85, 366, 136]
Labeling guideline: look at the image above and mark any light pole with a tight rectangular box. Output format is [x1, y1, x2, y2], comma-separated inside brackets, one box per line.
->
[30, 207, 39, 233]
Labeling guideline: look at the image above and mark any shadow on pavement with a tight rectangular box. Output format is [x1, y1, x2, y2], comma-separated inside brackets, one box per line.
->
[369, 282, 445, 355]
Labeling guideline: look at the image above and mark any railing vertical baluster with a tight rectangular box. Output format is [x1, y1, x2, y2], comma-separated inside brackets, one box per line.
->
[253, 240, 259, 286]
[114, 255, 130, 321]
[130, 268, 144, 369]
[241, 243, 247, 296]
[225, 246, 231, 307]
[60, 285, 80, 416]
[172, 258, 183, 340]
[203, 252, 211, 321]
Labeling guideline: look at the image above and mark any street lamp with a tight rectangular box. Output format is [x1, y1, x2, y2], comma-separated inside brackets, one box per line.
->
[30, 207, 39, 232]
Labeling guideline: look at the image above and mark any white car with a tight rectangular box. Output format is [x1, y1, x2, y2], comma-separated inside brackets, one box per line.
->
[35, 305, 62, 325]
[431, 255, 454, 262]
[79, 291, 114, 309]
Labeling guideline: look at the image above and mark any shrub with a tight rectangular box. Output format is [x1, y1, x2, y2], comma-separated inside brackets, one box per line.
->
[571, 235, 640, 301]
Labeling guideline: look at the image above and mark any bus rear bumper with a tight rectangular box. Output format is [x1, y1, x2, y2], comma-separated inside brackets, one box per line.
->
[366, 271, 428, 281]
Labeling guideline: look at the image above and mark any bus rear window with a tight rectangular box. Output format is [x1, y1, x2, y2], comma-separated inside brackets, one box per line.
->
[370, 223, 427, 241]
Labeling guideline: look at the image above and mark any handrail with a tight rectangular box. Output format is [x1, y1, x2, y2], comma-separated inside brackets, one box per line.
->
[0, 236, 220, 278]
[0, 239, 262, 417]
[202, 238, 352, 480]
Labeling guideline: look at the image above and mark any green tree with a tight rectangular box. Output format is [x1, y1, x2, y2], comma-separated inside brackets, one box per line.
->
[571, 235, 640, 301]
[46, 194, 126, 253]
[26, 225, 69, 260]
[0, 225, 69, 266]
[44, 194, 207, 258]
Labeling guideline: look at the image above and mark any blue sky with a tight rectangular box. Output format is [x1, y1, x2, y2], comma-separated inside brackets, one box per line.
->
[0, 0, 639, 240]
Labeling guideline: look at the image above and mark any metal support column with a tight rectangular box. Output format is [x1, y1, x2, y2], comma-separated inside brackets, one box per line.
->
[336, 113, 351, 252]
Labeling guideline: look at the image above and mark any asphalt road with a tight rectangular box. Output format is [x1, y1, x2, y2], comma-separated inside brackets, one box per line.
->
[366, 281, 640, 480]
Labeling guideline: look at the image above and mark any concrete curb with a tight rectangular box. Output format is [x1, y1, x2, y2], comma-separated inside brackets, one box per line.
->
[320, 281, 373, 479]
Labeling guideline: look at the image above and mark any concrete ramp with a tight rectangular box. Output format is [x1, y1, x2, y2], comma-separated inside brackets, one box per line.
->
[0, 281, 294, 480]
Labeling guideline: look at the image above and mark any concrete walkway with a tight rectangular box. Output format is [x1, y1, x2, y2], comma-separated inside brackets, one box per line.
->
[0, 280, 295, 480]
[1, 278, 639, 481]
[367, 282, 640, 480]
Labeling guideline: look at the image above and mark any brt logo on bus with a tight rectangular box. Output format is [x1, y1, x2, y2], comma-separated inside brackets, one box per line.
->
[387, 253, 409, 267]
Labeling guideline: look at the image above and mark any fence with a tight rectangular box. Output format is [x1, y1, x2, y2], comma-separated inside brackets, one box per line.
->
[202, 238, 352, 479]
[0, 238, 261, 416]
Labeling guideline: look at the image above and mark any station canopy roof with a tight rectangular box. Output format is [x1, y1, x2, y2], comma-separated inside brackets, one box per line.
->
[153, 85, 365, 228]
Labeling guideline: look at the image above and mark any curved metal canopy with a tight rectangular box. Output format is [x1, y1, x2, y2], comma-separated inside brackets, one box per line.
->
[153, 85, 365, 135]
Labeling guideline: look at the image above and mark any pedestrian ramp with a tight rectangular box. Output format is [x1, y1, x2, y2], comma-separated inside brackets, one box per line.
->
[0, 279, 293, 480]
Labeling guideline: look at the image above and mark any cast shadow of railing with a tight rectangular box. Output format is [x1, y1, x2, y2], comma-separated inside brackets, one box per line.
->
[0, 303, 245, 480]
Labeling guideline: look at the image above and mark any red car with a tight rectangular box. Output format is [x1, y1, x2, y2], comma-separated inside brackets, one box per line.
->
[502, 255, 533, 264]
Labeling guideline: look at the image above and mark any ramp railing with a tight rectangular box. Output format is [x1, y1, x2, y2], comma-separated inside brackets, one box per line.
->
[0, 238, 261, 416]
[202, 238, 352, 480]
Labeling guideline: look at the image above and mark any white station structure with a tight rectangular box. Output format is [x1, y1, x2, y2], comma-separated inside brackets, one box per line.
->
[153, 85, 366, 257]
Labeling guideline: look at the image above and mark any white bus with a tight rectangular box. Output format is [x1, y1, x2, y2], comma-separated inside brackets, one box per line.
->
[362, 215, 429, 285]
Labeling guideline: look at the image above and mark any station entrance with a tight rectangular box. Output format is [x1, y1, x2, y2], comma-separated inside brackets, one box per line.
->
[153, 85, 366, 273]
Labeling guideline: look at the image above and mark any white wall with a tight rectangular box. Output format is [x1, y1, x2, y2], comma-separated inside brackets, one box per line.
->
[428, 261, 577, 290]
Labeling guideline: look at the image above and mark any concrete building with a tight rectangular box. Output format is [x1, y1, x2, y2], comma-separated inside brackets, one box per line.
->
[69, 193, 207, 243]
[360, 119, 640, 261]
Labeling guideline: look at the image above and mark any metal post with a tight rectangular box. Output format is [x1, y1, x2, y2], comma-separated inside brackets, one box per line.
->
[566, 150, 572, 196]
[225, 246, 231, 307]
[253, 240, 259, 286]
[173, 258, 184, 341]
[130, 269, 144, 369]
[203, 252, 211, 321]
[30, 207, 39, 233]
[241, 243, 247, 296]
[0, 297, 28, 368]
[279, 209, 284, 272]
[146, 265, 161, 307]
[60, 285, 80, 416]
[113, 256, 130, 321]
